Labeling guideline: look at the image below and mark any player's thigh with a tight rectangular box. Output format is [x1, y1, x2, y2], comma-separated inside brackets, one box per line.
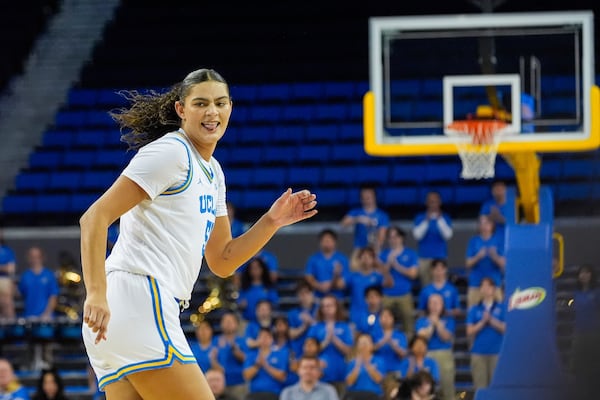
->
[104, 378, 142, 400]
[127, 360, 214, 400]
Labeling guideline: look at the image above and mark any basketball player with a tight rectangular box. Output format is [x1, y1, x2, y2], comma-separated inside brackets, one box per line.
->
[79, 68, 318, 400]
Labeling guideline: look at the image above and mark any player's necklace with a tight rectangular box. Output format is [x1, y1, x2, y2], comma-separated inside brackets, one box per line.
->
[177, 129, 214, 183]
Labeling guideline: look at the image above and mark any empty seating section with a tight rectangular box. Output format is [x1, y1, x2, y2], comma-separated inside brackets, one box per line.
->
[4, 75, 600, 223]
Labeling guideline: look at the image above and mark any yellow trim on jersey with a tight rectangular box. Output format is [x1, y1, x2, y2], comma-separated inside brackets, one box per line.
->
[97, 276, 196, 389]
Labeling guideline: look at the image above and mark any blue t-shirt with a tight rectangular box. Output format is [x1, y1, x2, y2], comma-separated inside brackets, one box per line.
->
[378, 247, 418, 296]
[0, 385, 30, 400]
[346, 207, 390, 248]
[467, 301, 505, 355]
[345, 355, 385, 394]
[415, 316, 455, 351]
[466, 235, 504, 287]
[0, 245, 16, 276]
[287, 303, 319, 356]
[372, 330, 408, 374]
[304, 250, 350, 299]
[18, 267, 59, 317]
[189, 337, 218, 372]
[418, 281, 461, 314]
[398, 356, 441, 383]
[346, 271, 384, 325]
[244, 346, 289, 394]
[354, 309, 383, 338]
[413, 213, 452, 259]
[307, 321, 354, 383]
[237, 283, 279, 321]
[479, 199, 509, 251]
[573, 288, 600, 334]
[215, 334, 247, 386]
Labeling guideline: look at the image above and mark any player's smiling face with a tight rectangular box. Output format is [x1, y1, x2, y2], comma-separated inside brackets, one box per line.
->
[175, 81, 232, 156]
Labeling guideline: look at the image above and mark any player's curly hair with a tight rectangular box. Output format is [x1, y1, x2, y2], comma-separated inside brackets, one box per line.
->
[110, 68, 228, 150]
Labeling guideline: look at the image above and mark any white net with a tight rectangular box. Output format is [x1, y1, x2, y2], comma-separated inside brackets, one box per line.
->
[446, 120, 507, 180]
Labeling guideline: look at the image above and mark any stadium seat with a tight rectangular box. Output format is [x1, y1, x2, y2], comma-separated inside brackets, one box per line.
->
[80, 170, 119, 190]
[2, 194, 36, 214]
[228, 146, 262, 166]
[390, 79, 420, 99]
[390, 101, 412, 121]
[55, 110, 86, 128]
[67, 88, 97, 108]
[322, 81, 356, 100]
[94, 149, 132, 169]
[28, 151, 62, 170]
[48, 171, 83, 191]
[262, 145, 296, 165]
[454, 184, 489, 205]
[96, 88, 130, 107]
[561, 159, 594, 181]
[314, 103, 349, 122]
[230, 84, 258, 103]
[305, 124, 339, 144]
[251, 167, 287, 187]
[425, 161, 461, 183]
[62, 150, 96, 169]
[73, 129, 108, 148]
[35, 194, 70, 213]
[248, 105, 282, 124]
[234, 125, 273, 146]
[382, 186, 420, 206]
[287, 166, 321, 187]
[321, 165, 357, 186]
[86, 110, 117, 127]
[271, 125, 305, 145]
[313, 187, 348, 207]
[355, 164, 391, 186]
[256, 83, 290, 102]
[70, 193, 100, 212]
[290, 82, 323, 101]
[242, 188, 282, 209]
[42, 130, 75, 149]
[223, 167, 249, 189]
[281, 104, 313, 123]
[297, 144, 330, 165]
[14, 171, 49, 193]
[556, 182, 593, 201]
[330, 143, 370, 163]
[338, 122, 363, 143]
[390, 163, 427, 184]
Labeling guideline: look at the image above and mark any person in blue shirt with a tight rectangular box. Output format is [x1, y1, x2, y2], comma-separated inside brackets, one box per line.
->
[372, 307, 408, 375]
[0, 232, 16, 319]
[341, 185, 390, 270]
[379, 226, 419, 339]
[287, 279, 319, 358]
[466, 277, 506, 390]
[244, 299, 276, 349]
[307, 294, 353, 395]
[570, 264, 600, 399]
[0, 358, 30, 400]
[345, 332, 385, 399]
[354, 285, 385, 338]
[418, 259, 462, 319]
[188, 319, 219, 374]
[398, 335, 440, 385]
[342, 247, 384, 329]
[242, 327, 288, 400]
[416, 293, 456, 400]
[227, 201, 246, 239]
[234, 247, 280, 290]
[465, 215, 506, 309]
[272, 315, 296, 387]
[18, 246, 59, 319]
[215, 311, 248, 400]
[479, 180, 509, 252]
[304, 228, 350, 300]
[412, 191, 453, 289]
[236, 257, 278, 323]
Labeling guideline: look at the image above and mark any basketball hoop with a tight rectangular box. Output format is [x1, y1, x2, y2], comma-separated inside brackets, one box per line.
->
[446, 119, 510, 180]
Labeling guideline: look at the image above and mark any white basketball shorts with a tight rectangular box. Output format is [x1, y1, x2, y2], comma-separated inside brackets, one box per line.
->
[83, 270, 196, 390]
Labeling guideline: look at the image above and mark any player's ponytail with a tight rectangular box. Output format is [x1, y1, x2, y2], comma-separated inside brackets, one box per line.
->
[111, 68, 228, 150]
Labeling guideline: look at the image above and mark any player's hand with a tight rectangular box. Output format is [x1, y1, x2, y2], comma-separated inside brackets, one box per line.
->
[267, 188, 317, 228]
[83, 292, 110, 344]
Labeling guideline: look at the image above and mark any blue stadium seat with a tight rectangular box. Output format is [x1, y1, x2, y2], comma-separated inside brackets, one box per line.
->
[262, 145, 296, 165]
[67, 88, 97, 108]
[104, 129, 125, 147]
[321, 165, 356, 186]
[539, 158, 562, 181]
[230, 105, 250, 123]
[390, 79, 420, 98]
[226, 189, 243, 206]
[248, 105, 282, 124]
[70, 193, 100, 212]
[73, 129, 107, 148]
[94, 149, 132, 168]
[231, 84, 258, 103]
[288, 166, 321, 187]
[297, 144, 330, 165]
[347, 103, 363, 121]
[80, 170, 119, 190]
[338, 122, 363, 142]
[15, 172, 50, 192]
[313, 187, 348, 207]
[242, 189, 281, 209]
[234, 125, 273, 146]
[382, 186, 419, 207]
[35, 194, 70, 213]
[412, 100, 443, 120]
[425, 161, 461, 183]
[55, 110, 86, 128]
[556, 182, 593, 201]
[331, 143, 370, 163]
[305, 124, 339, 144]
[355, 81, 369, 98]
[454, 184, 489, 205]
[28, 151, 62, 170]
[421, 79, 443, 98]
[281, 104, 313, 123]
[314, 104, 348, 122]
[224, 168, 250, 189]
[48, 171, 83, 191]
[290, 82, 323, 101]
[62, 150, 96, 169]
[2, 194, 36, 213]
[390, 101, 412, 120]
[228, 146, 262, 166]
[256, 83, 290, 102]
[355, 164, 391, 185]
[390, 163, 427, 184]
[86, 110, 117, 127]
[42, 130, 75, 148]
[252, 167, 287, 187]
[542, 97, 576, 117]
[323, 81, 356, 100]
[96, 89, 129, 107]
[271, 125, 305, 145]
[561, 159, 594, 180]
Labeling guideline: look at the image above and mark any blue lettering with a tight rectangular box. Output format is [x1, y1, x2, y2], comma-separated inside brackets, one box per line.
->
[201, 220, 215, 256]
[199, 194, 216, 215]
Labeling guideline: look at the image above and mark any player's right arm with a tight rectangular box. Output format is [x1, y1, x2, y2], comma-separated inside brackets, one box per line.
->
[79, 175, 148, 344]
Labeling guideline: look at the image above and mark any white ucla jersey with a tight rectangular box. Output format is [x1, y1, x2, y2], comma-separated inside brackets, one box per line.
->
[106, 129, 227, 300]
